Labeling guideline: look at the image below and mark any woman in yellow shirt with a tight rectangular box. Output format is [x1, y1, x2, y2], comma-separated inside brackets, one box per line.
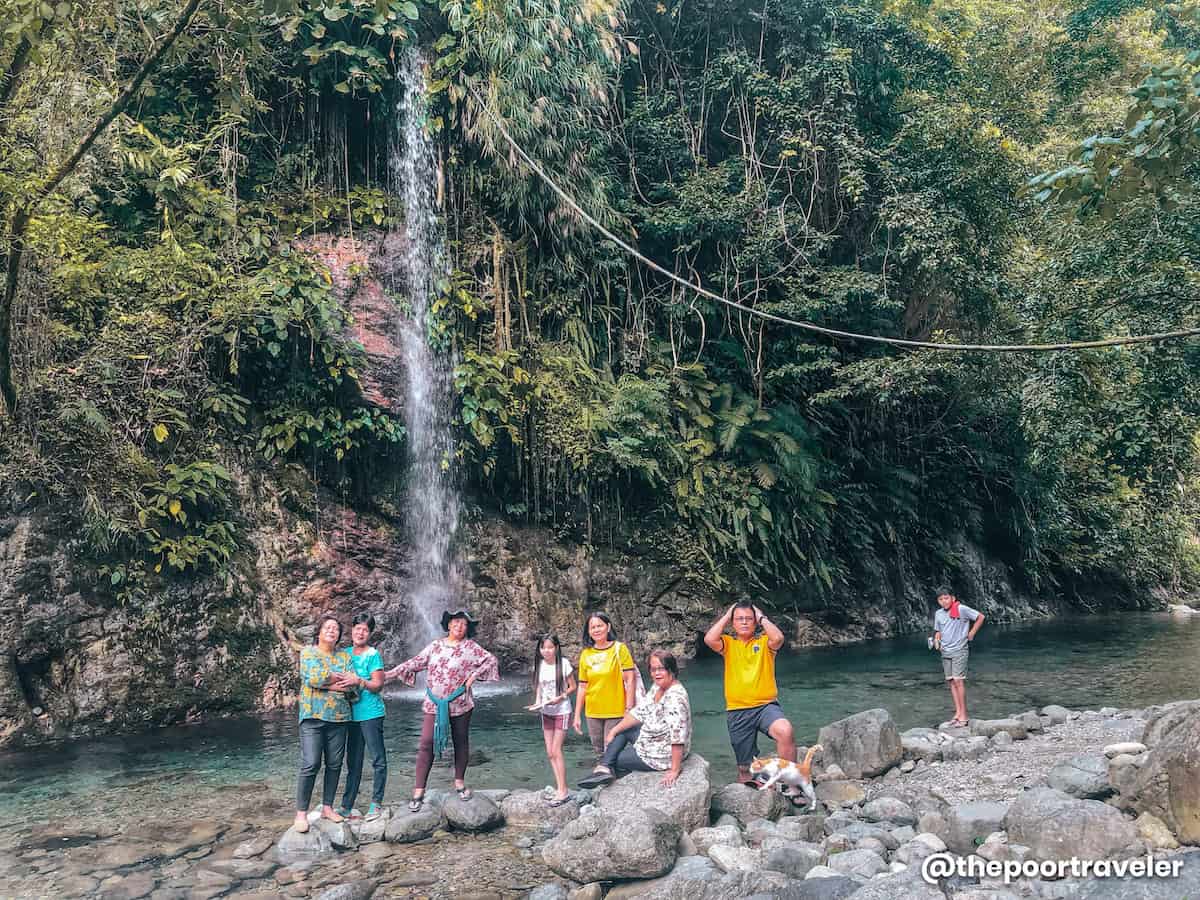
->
[572, 611, 637, 758]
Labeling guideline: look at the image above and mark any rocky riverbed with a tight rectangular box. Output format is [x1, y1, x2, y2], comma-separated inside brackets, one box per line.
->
[6, 698, 1200, 899]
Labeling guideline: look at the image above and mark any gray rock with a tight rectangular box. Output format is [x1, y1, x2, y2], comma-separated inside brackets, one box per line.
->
[500, 790, 581, 830]
[1131, 704, 1200, 843]
[942, 802, 1009, 854]
[1047, 755, 1112, 800]
[598, 754, 712, 833]
[232, 835, 274, 859]
[690, 825, 745, 855]
[275, 825, 335, 866]
[568, 885, 604, 900]
[350, 809, 390, 844]
[764, 844, 822, 878]
[384, 805, 446, 843]
[790, 875, 859, 899]
[855, 836, 887, 856]
[943, 736, 991, 761]
[528, 885, 569, 900]
[1103, 742, 1147, 758]
[711, 782, 789, 826]
[817, 709, 902, 779]
[442, 793, 504, 832]
[992, 731, 1014, 750]
[776, 815, 824, 842]
[901, 731, 942, 763]
[861, 797, 916, 826]
[815, 780, 865, 810]
[543, 807, 680, 881]
[1004, 787, 1137, 860]
[315, 884, 376, 900]
[825, 847, 887, 880]
[846, 867, 944, 899]
[1140, 700, 1200, 747]
[604, 854, 796, 900]
[745, 818, 779, 845]
[1042, 705, 1070, 724]
[832, 822, 899, 850]
[893, 834, 945, 866]
[1019, 711, 1044, 733]
[1074, 848, 1200, 899]
[971, 718, 1028, 740]
[707, 845, 762, 873]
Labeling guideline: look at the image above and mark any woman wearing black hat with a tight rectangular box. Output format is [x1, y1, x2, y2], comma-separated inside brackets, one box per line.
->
[384, 608, 499, 811]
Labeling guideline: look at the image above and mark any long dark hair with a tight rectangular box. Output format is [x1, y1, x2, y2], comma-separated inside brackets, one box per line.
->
[532, 633, 565, 697]
[582, 610, 615, 648]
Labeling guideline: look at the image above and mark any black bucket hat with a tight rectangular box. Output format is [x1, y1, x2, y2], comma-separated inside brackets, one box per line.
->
[441, 608, 479, 638]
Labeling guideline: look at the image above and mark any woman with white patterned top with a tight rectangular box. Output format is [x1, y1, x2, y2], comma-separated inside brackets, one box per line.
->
[578, 649, 691, 789]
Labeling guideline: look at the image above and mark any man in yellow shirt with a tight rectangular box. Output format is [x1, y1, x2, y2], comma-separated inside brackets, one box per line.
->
[704, 601, 796, 783]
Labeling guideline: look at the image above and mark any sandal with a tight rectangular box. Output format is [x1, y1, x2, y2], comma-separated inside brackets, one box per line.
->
[546, 794, 572, 807]
[578, 769, 615, 789]
[456, 786, 473, 801]
[408, 795, 424, 813]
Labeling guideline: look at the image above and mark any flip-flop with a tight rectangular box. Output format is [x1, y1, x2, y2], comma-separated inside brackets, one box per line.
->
[456, 786, 473, 800]
[546, 795, 572, 807]
[408, 795, 424, 812]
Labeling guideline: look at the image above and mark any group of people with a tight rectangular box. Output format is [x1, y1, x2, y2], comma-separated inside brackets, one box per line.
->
[293, 588, 984, 830]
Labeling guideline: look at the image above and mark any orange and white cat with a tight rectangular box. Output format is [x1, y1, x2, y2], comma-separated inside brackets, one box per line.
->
[748, 744, 822, 810]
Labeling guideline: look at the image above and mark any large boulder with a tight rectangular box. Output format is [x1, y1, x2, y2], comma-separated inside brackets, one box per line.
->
[1140, 700, 1200, 748]
[824, 848, 886, 880]
[817, 709, 902, 779]
[941, 801, 1009, 854]
[603, 854, 799, 899]
[598, 754, 712, 833]
[861, 797, 916, 827]
[543, 808, 681, 882]
[814, 781, 865, 810]
[442, 793, 504, 832]
[1130, 704, 1200, 844]
[690, 825, 745, 856]
[711, 782, 789, 826]
[500, 790, 581, 830]
[1004, 787, 1137, 860]
[970, 719, 1027, 741]
[1047, 754, 1112, 800]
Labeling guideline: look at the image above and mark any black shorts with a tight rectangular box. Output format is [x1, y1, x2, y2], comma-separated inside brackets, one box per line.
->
[726, 701, 786, 766]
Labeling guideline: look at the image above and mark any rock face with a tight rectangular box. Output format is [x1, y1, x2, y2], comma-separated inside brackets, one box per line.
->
[817, 709, 902, 779]
[542, 808, 681, 882]
[1004, 787, 1137, 860]
[597, 755, 712, 833]
[1130, 704, 1200, 843]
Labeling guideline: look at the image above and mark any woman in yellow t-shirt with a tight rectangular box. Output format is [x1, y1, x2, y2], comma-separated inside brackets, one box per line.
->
[572, 611, 637, 758]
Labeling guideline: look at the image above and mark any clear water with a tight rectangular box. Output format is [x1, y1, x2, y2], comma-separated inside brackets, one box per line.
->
[4, 613, 1197, 822]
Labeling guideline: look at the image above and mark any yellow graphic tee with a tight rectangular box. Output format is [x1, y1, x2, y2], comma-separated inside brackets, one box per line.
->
[578, 642, 635, 719]
[721, 634, 778, 710]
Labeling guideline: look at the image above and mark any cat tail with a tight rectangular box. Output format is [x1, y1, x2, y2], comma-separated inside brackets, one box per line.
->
[798, 743, 823, 779]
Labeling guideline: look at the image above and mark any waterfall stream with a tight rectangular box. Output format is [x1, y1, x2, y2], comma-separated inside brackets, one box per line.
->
[388, 50, 460, 653]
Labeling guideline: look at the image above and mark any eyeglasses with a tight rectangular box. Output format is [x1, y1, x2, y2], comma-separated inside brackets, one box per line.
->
[648, 666, 668, 673]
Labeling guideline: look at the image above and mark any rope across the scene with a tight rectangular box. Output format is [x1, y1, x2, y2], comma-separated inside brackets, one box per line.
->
[470, 88, 1200, 354]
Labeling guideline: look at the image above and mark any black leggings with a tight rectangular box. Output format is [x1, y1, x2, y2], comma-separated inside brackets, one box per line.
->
[296, 718, 347, 811]
[413, 709, 473, 791]
[600, 724, 655, 774]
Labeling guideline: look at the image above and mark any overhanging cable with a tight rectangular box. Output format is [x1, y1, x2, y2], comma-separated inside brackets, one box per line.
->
[470, 88, 1200, 354]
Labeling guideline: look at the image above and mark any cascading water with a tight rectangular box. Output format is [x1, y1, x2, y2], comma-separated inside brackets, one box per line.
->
[387, 49, 460, 653]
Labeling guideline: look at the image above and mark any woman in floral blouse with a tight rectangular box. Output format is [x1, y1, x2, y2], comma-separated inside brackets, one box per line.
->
[293, 614, 358, 834]
[385, 608, 500, 811]
[577, 649, 692, 789]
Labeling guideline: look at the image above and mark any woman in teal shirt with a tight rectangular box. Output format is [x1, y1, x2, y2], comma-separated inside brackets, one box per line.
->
[338, 612, 388, 820]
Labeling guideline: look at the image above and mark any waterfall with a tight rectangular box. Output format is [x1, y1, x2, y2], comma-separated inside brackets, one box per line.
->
[387, 49, 460, 653]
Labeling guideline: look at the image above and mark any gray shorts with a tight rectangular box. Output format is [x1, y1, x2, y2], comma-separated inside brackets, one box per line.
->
[726, 701, 786, 766]
[942, 650, 968, 680]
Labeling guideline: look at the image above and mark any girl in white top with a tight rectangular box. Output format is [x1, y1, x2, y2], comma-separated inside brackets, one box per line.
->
[526, 633, 577, 805]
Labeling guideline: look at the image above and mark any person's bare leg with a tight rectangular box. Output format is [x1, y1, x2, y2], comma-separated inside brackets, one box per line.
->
[544, 722, 569, 799]
[737, 765, 753, 784]
[293, 811, 309, 832]
[768, 718, 797, 762]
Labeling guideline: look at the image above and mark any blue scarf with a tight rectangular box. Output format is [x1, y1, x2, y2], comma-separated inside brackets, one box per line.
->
[426, 685, 467, 758]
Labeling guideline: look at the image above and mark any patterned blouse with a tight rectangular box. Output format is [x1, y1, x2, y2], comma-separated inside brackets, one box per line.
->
[387, 638, 500, 717]
[631, 682, 692, 771]
[299, 646, 354, 723]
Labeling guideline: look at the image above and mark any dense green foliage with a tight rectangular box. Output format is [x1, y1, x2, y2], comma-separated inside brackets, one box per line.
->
[1, 0, 1198, 610]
